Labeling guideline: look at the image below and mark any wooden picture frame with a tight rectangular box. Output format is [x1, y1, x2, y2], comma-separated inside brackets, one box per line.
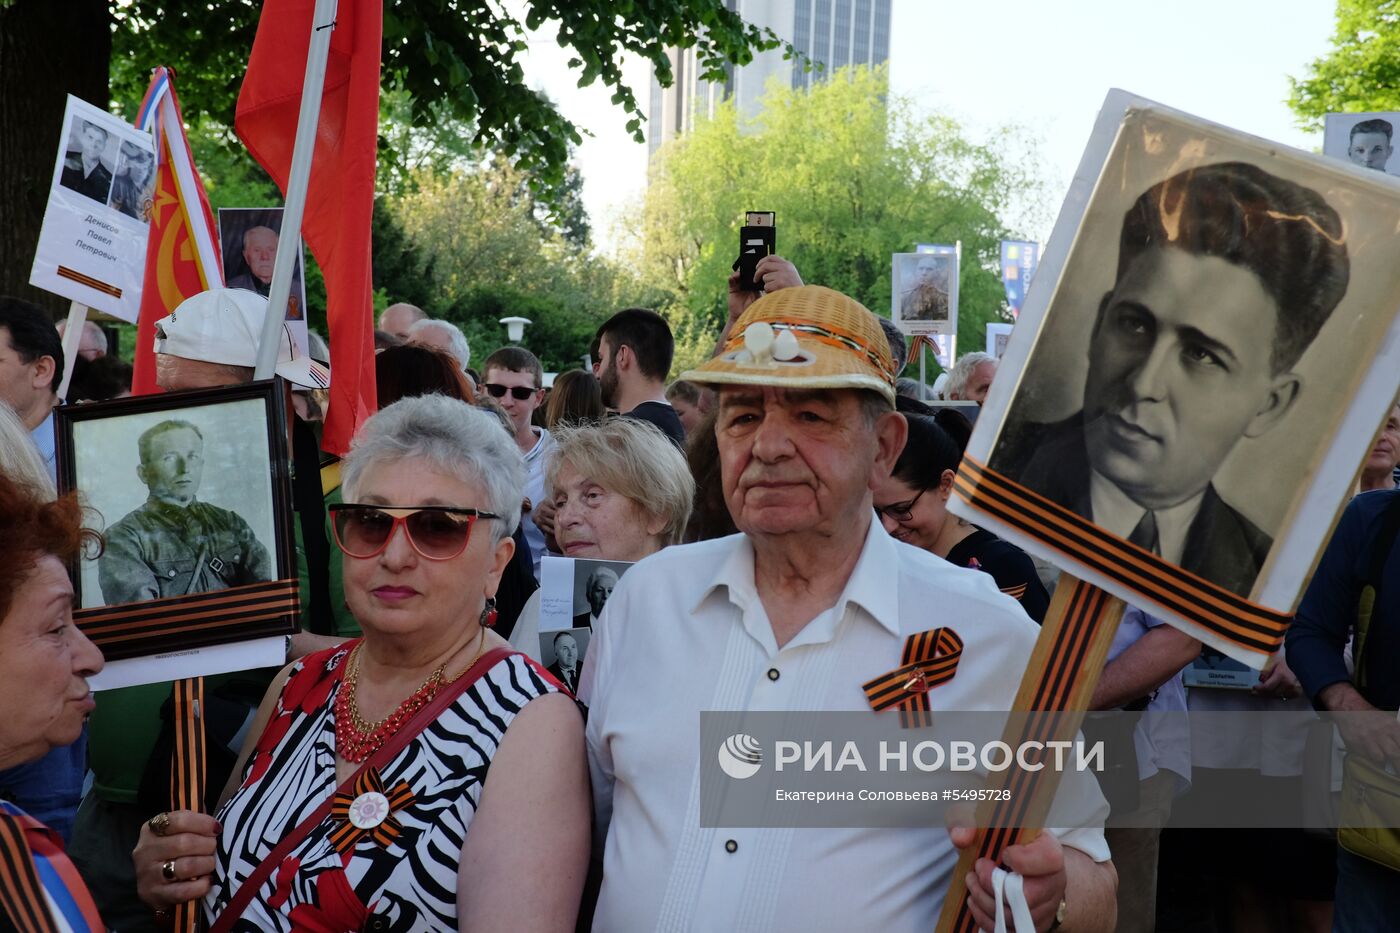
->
[56, 378, 298, 661]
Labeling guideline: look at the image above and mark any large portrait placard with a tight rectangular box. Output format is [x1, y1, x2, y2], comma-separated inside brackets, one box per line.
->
[953, 90, 1400, 667]
[56, 380, 298, 665]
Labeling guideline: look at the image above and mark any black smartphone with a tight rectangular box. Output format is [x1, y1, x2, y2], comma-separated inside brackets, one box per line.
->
[736, 211, 775, 291]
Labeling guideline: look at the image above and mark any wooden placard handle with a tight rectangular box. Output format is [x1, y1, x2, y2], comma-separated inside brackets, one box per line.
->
[936, 576, 1124, 933]
[171, 676, 206, 933]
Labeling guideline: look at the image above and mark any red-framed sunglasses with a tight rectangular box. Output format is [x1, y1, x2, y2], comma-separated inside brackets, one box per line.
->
[329, 504, 501, 561]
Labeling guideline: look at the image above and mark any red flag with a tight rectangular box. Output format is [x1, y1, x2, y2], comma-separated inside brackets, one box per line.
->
[130, 68, 225, 396]
[235, 0, 380, 455]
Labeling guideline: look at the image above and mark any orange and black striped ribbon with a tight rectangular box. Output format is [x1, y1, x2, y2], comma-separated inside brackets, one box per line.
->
[0, 813, 58, 933]
[954, 455, 1291, 658]
[946, 579, 1115, 933]
[863, 628, 963, 729]
[327, 767, 415, 854]
[171, 677, 206, 933]
[76, 579, 299, 661]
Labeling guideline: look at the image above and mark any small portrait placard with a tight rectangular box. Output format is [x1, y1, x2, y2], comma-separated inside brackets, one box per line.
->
[29, 95, 156, 322]
[538, 556, 634, 633]
[218, 207, 310, 354]
[1323, 111, 1400, 177]
[892, 247, 959, 337]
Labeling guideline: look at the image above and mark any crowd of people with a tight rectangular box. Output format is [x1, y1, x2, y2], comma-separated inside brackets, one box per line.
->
[0, 239, 1397, 932]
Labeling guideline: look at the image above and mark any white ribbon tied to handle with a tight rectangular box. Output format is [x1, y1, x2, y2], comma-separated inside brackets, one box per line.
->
[990, 866, 1037, 933]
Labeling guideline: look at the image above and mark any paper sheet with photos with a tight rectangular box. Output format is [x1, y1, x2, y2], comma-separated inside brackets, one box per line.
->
[951, 89, 1400, 668]
[537, 556, 633, 682]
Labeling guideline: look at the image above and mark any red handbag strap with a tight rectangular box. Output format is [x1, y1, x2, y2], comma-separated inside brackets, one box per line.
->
[208, 646, 517, 933]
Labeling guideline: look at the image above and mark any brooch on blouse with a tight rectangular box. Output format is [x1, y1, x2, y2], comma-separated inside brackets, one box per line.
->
[861, 627, 963, 728]
[328, 767, 415, 854]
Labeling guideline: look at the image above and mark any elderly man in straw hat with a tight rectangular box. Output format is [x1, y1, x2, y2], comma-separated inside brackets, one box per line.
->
[579, 286, 1116, 932]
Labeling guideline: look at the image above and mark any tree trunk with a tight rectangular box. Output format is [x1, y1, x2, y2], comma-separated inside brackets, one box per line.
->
[0, 0, 110, 313]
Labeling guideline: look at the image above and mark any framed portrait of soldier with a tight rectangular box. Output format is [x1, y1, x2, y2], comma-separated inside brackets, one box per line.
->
[953, 89, 1400, 668]
[218, 207, 310, 353]
[1323, 112, 1400, 176]
[892, 251, 957, 337]
[55, 379, 297, 661]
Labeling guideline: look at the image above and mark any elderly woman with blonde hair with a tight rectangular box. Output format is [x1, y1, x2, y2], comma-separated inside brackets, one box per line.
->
[510, 418, 694, 667]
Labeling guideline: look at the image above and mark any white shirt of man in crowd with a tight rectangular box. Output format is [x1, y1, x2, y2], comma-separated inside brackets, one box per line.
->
[579, 376, 1111, 932]
[581, 514, 1111, 932]
[485, 362, 553, 577]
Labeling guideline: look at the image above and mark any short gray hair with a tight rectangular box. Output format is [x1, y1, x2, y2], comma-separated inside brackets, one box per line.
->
[342, 394, 524, 540]
[945, 352, 996, 398]
[407, 319, 471, 371]
[895, 377, 937, 402]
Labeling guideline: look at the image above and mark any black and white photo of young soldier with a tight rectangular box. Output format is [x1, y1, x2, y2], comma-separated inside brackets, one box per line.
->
[900, 255, 950, 322]
[1347, 117, 1394, 172]
[992, 162, 1349, 597]
[108, 142, 155, 221]
[572, 565, 618, 628]
[60, 119, 113, 204]
[98, 418, 272, 604]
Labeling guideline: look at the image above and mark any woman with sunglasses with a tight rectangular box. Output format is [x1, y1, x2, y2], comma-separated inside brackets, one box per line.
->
[872, 410, 1050, 623]
[134, 395, 589, 931]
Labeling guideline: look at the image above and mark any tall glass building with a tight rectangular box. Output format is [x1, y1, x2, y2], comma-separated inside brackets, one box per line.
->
[647, 0, 893, 159]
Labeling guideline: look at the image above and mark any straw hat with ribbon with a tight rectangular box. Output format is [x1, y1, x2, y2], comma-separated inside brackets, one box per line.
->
[681, 285, 896, 404]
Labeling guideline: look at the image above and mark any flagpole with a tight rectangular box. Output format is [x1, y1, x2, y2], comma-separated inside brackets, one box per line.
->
[254, 0, 339, 379]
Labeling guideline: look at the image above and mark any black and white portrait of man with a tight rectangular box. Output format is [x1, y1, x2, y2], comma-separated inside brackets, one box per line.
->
[990, 160, 1350, 598]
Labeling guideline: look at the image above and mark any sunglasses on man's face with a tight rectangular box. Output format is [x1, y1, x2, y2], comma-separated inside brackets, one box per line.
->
[329, 504, 500, 561]
[483, 383, 537, 401]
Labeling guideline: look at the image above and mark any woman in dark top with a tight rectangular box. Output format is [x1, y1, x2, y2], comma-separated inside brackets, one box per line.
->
[873, 409, 1050, 623]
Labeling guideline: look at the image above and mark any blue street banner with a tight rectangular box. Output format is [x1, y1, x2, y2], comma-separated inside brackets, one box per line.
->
[999, 240, 1039, 319]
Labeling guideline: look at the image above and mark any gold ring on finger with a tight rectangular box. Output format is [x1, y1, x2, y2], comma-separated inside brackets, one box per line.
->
[149, 812, 171, 836]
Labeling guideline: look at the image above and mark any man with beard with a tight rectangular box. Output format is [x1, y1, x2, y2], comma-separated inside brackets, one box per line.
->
[594, 308, 685, 446]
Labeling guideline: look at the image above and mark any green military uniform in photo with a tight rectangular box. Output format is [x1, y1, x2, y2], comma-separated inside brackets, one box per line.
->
[98, 498, 272, 603]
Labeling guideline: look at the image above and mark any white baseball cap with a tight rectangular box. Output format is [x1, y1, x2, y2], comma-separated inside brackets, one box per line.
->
[153, 288, 330, 389]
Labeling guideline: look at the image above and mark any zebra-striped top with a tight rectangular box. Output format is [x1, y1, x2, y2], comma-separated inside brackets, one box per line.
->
[204, 642, 557, 932]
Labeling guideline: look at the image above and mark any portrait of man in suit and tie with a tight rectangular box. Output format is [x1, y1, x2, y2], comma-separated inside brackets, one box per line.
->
[990, 161, 1350, 597]
[540, 628, 590, 694]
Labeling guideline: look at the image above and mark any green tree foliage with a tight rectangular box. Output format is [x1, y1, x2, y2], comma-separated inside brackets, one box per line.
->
[635, 65, 1043, 375]
[109, 0, 787, 204]
[1289, 0, 1400, 122]
[385, 159, 654, 371]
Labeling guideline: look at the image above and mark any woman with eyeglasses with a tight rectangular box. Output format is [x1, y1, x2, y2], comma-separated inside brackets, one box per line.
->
[872, 410, 1050, 623]
[133, 395, 589, 931]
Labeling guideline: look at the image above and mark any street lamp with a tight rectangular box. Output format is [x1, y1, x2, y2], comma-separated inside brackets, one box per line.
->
[499, 316, 532, 344]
